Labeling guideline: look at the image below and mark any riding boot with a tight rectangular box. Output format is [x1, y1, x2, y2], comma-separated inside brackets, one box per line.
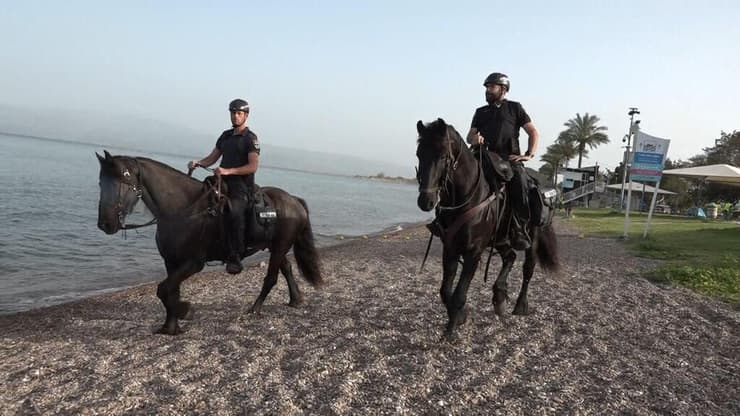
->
[225, 195, 247, 275]
[226, 226, 244, 274]
[508, 162, 531, 250]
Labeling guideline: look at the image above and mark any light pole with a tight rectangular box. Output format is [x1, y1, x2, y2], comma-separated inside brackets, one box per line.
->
[619, 107, 640, 210]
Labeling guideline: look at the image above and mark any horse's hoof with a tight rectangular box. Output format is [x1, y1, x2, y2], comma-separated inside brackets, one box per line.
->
[287, 296, 305, 308]
[249, 305, 262, 315]
[155, 323, 181, 335]
[494, 302, 507, 317]
[441, 330, 460, 344]
[176, 301, 194, 320]
[458, 307, 470, 326]
[512, 304, 530, 316]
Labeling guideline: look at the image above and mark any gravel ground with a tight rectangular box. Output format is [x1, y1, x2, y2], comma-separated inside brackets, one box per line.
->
[1, 220, 738, 415]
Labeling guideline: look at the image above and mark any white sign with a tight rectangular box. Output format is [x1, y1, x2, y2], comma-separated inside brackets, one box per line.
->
[630, 131, 671, 182]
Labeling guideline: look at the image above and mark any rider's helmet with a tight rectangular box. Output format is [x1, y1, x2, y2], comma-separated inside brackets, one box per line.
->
[228, 98, 249, 113]
[483, 72, 510, 92]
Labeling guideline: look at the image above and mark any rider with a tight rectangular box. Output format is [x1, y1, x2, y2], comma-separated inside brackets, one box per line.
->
[466, 72, 539, 250]
[188, 98, 260, 274]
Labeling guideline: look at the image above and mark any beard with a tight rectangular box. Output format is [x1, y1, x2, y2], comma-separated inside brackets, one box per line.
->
[485, 92, 501, 104]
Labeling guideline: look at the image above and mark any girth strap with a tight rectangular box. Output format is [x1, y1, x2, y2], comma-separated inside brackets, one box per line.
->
[442, 192, 498, 247]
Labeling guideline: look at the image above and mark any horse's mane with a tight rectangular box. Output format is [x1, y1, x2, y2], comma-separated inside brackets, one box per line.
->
[114, 155, 202, 185]
[417, 119, 466, 150]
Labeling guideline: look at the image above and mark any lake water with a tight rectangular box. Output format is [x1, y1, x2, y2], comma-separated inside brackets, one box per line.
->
[0, 133, 430, 313]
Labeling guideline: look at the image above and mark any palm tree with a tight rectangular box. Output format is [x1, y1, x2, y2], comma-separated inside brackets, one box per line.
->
[559, 113, 609, 168]
[539, 138, 579, 185]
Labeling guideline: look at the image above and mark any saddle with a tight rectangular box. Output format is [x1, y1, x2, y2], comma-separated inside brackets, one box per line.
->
[472, 147, 514, 183]
[424, 155, 556, 242]
[473, 150, 557, 228]
[249, 185, 278, 245]
[202, 176, 278, 247]
[526, 175, 557, 228]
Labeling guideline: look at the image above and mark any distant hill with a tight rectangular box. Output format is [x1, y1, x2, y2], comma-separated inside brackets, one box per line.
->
[0, 104, 412, 178]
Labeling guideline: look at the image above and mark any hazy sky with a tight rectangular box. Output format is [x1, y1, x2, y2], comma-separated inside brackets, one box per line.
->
[2, 1, 738, 172]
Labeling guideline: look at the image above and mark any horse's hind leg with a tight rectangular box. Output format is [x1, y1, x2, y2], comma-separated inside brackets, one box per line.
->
[493, 247, 516, 317]
[249, 252, 286, 314]
[156, 260, 203, 335]
[513, 246, 536, 315]
[281, 260, 304, 307]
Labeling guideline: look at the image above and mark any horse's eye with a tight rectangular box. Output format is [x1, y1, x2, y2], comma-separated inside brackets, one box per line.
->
[123, 171, 131, 178]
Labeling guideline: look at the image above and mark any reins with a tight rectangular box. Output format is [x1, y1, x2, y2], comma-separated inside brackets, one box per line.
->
[418, 133, 500, 272]
[115, 163, 222, 231]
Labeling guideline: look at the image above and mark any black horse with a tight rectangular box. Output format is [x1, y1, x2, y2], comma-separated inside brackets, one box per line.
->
[415, 119, 559, 340]
[96, 151, 322, 335]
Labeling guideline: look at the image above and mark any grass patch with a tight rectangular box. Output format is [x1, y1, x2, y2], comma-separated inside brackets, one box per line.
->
[646, 257, 740, 305]
[563, 208, 740, 306]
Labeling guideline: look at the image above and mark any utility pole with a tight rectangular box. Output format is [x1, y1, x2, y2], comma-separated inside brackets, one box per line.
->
[619, 107, 640, 211]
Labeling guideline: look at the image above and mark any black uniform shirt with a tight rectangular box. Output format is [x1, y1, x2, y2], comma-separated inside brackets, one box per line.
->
[216, 127, 260, 191]
[471, 100, 531, 157]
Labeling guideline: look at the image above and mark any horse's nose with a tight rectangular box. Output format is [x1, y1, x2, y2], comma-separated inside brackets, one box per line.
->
[98, 218, 116, 234]
[417, 192, 436, 212]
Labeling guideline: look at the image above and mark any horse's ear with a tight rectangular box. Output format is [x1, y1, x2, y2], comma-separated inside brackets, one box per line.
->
[416, 120, 425, 135]
[437, 117, 446, 126]
[103, 150, 113, 160]
[96, 152, 105, 164]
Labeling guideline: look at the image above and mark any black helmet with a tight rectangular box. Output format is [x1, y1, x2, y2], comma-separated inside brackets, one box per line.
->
[228, 98, 249, 112]
[483, 72, 510, 91]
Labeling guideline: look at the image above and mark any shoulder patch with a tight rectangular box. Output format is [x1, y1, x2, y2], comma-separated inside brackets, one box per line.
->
[251, 135, 260, 151]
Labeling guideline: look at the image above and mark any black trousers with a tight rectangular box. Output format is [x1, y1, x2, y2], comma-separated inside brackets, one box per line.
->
[509, 162, 530, 224]
[226, 189, 252, 257]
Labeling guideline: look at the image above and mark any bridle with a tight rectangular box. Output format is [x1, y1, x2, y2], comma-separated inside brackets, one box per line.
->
[416, 128, 482, 211]
[417, 127, 502, 274]
[106, 160, 228, 231]
[107, 159, 156, 230]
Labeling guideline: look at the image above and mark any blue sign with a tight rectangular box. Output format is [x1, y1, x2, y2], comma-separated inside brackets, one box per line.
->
[634, 152, 664, 165]
[629, 132, 670, 183]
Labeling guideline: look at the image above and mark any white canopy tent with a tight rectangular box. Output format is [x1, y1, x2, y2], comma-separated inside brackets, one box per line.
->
[605, 182, 676, 195]
[662, 164, 740, 186]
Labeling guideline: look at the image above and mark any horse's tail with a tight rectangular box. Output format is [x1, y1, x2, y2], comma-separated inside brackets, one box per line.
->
[536, 224, 560, 273]
[293, 197, 323, 287]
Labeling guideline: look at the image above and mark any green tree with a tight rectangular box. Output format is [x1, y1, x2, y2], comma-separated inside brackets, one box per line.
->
[673, 131, 740, 206]
[538, 138, 579, 185]
[608, 162, 625, 184]
[704, 130, 740, 166]
[660, 158, 693, 209]
[559, 113, 610, 168]
[701, 131, 740, 203]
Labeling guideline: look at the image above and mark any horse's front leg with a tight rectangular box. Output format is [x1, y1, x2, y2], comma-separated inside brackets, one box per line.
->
[439, 247, 459, 307]
[156, 259, 203, 335]
[493, 247, 516, 317]
[513, 246, 536, 315]
[444, 253, 480, 341]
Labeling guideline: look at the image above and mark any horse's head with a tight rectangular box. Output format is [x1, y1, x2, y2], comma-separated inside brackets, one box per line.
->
[96, 150, 143, 234]
[415, 118, 464, 211]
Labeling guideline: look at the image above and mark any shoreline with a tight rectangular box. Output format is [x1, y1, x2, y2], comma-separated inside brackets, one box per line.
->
[0, 221, 432, 317]
[2, 220, 738, 415]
